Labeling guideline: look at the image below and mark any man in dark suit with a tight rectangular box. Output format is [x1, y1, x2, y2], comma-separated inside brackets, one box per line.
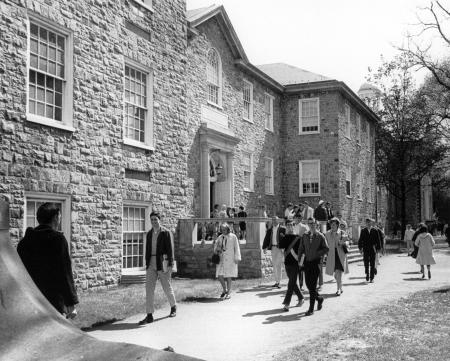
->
[17, 203, 78, 318]
[358, 218, 382, 283]
[262, 216, 286, 288]
[139, 211, 176, 325]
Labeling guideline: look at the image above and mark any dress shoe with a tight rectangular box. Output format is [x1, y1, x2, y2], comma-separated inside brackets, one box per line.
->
[272, 283, 281, 288]
[220, 292, 226, 298]
[317, 297, 324, 311]
[224, 292, 231, 299]
[169, 306, 177, 317]
[305, 309, 314, 316]
[365, 274, 369, 281]
[138, 314, 154, 325]
[282, 304, 289, 312]
[335, 290, 341, 296]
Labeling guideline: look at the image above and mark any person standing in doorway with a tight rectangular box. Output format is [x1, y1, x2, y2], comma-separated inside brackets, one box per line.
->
[139, 211, 176, 325]
[298, 218, 329, 316]
[237, 205, 247, 240]
[17, 203, 78, 318]
[358, 218, 381, 283]
[262, 216, 286, 288]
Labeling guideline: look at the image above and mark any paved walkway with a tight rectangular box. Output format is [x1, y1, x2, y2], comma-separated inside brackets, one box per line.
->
[89, 248, 450, 361]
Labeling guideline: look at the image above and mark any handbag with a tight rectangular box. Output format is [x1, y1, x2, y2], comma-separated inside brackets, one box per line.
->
[211, 253, 220, 264]
[410, 246, 418, 259]
[341, 232, 349, 254]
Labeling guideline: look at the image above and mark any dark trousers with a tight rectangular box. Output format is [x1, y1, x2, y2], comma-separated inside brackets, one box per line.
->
[304, 260, 323, 311]
[283, 263, 303, 305]
[299, 267, 304, 288]
[363, 250, 376, 280]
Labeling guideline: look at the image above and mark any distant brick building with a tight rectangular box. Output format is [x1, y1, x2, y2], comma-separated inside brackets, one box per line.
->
[0, 2, 379, 288]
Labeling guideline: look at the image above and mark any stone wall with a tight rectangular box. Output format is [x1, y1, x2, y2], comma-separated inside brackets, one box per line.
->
[281, 91, 341, 211]
[186, 18, 284, 218]
[0, 0, 190, 290]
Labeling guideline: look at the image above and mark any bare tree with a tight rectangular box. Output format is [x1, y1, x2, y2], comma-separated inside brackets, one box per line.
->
[401, 1, 450, 90]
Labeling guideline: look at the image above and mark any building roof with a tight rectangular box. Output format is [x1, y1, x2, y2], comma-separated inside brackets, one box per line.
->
[257, 63, 332, 85]
[187, 4, 248, 62]
[358, 82, 381, 93]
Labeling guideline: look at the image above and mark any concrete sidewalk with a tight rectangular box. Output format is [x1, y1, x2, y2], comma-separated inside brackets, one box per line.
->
[89, 248, 450, 361]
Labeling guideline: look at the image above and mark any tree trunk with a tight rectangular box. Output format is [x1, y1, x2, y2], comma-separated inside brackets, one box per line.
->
[400, 179, 406, 240]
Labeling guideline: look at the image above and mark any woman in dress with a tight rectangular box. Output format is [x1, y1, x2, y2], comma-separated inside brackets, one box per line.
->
[415, 224, 436, 279]
[214, 223, 241, 299]
[325, 218, 349, 295]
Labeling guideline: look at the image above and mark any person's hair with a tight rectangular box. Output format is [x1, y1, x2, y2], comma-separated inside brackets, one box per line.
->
[406, 224, 411, 228]
[239, 205, 244, 210]
[150, 211, 161, 219]
[214, 204, 219, 210]
[285, 219, 294, 225]
[36, 203, 60, 225]
[220, 223, 231, 233]
[329, 217, 340, 226]
[307, 217, 316, 225]
[417, 223, 428, 234]
[339, 220, 347, 228]
[287, 202, 293, 207]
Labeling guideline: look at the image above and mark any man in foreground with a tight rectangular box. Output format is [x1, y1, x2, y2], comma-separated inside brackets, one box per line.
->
[298, 218, 329, 316]
[17, 202, 78, 318]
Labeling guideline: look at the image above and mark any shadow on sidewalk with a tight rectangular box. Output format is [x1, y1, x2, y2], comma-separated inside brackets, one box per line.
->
[342, 282, 368, 287]
[184, 296, 222, 303]
[401, 271, 421, 275]
[242, 305, 307, 318]
[403, 277, 426, 281]
[90, 322, 144, 332]
[349, 276, 366, 280]
[253, 290, 286, 298]
[237, 285, 274, 293]
[263, 312, 307, 324]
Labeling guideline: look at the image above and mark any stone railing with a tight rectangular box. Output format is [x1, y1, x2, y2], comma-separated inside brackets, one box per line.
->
[175, 218, 333, 279]
[176, 217, 270, 279]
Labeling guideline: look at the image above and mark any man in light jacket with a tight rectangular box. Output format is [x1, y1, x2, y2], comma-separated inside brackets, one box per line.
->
[262, 216, 286, 288]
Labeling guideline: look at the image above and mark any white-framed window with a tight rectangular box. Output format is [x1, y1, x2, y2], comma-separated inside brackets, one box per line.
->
[124, 59, 154, 150]
[345, 166, 352, 197]
[299, 160, 320, 196]
[122, 204, 149, 272]
[264, 157, 274, 195]
[356, 171, 362, 200]
[242, 152, 254, 191]
[206, 48, 222, 107]
[299, 98, 320, 134]
[344, 103, 351, 139]
[243, 80, 253, 122]
[27, 17, 74, 132]
[264, 93, 274, 131]
[367, 123, 372, 152]
[24, 192, 71, 248]
[356, 114, 361, 144]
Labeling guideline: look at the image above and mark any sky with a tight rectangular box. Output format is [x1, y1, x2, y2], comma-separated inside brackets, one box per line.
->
[186, 0, 443, 93]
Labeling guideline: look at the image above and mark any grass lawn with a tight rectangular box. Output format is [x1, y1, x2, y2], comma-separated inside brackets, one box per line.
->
[274, 286, 450, 361]
[73, 276, 270, 330]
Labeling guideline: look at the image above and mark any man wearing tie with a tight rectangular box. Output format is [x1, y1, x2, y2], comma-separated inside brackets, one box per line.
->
[262, 216, 286, 288]
[358, 218, 382, 283]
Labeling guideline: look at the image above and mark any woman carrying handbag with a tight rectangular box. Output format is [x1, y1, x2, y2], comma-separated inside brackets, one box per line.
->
[325, 218, 350, 295]
[214, 223, 241, 299]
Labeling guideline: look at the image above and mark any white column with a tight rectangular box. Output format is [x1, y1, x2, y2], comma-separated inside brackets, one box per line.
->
[200, 145, 210, 218]
[226, 152, 234, 207]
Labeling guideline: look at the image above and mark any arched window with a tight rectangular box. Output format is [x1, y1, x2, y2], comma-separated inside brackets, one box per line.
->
[206, 49, 221, 106]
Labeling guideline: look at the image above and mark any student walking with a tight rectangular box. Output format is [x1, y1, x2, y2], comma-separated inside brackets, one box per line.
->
[262, 217, 286, 288]
[279, 220, 304, 311]
[404, 224, 416, 255]
[325, 218, 349, 295]
[414, 224, 436, 279]
[214, 223, 241, 299]
[358, 218, 382, 283]
[139, 211, 176, 325]
[298, 218, 329, 316]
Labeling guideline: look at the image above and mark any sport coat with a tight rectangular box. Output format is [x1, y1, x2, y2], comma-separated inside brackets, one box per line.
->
[145, 226, 174, 271]
[358, 227, 381, 253]
[262, 225, 286, 250]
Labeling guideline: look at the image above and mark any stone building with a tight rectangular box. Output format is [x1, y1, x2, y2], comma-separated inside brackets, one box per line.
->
[0, 1, 379, 288]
